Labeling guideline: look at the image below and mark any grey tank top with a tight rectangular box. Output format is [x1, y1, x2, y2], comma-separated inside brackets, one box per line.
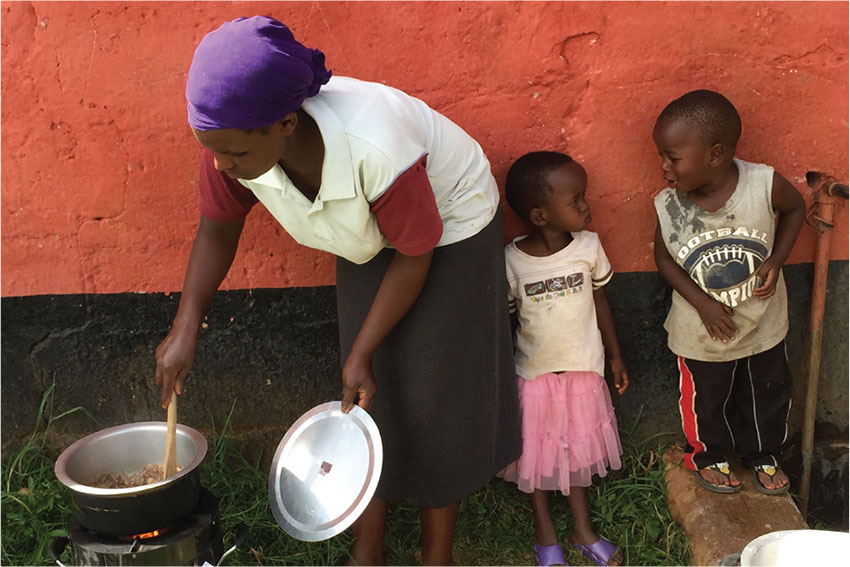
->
[654, 158, 788, 361]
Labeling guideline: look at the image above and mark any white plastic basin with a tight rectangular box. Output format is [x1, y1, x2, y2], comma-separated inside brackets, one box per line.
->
[740, 529, 850, 566]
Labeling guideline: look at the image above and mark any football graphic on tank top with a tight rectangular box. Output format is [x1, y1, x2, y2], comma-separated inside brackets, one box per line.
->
[676, 227, 769, 308]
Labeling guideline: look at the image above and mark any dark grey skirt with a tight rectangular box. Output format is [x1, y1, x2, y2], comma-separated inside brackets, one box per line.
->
[336, 210, 521, 508]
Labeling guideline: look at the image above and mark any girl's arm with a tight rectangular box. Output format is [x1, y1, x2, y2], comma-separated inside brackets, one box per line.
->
[341, 249, 433, 412]
[654, 222, 738, 342]
[155, 215, 245, 407]
[753, 172, 806, 298]
[593, 286, 629, 394]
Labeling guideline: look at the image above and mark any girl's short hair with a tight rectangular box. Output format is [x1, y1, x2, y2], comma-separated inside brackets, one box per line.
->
[505, 151, 574, 222]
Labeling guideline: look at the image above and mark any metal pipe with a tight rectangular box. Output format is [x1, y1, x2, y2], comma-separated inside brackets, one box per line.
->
[799, 170, 846, 517]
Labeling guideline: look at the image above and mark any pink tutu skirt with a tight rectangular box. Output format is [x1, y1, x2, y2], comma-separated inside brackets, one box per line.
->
[500, 371, 622, 495]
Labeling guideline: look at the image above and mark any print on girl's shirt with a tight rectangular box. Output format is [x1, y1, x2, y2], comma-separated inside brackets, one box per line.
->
[677, 227, 770, 308]
[565, 273, 584, 288]
[524, 281, 547, 295]
[547, 276, 568, 291]
[524, 272, 584, 303]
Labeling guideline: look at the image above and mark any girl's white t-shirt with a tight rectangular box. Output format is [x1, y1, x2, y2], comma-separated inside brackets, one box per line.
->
[506, 231, 613, 380]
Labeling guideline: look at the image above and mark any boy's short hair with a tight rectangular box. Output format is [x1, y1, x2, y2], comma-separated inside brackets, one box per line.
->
[657, 90, 742, 149]
[505, 151, 574, 221]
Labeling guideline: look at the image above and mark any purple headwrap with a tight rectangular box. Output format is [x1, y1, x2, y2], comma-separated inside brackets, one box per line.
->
[186, 16, 332, 131]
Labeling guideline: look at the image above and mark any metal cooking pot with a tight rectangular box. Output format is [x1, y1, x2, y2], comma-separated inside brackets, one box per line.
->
[54, 421, 207, 536]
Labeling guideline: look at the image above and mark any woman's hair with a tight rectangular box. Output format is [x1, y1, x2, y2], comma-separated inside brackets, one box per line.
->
[505, 151, 574, 221]
[656, 90, 742, 149]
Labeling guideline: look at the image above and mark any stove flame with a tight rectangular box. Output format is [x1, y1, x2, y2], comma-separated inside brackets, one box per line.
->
[115, 520, 178, 542]
[120, 529, 162, 541]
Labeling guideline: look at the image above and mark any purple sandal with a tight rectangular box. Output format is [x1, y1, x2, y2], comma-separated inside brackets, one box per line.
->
[574, 537, 620, 566]
[534, 543, 568, 566]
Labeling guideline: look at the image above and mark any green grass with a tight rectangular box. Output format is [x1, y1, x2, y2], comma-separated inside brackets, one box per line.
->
[446, 407, 691, 567]
[0, 381, 96, 566]
[1, 395, 690, 566]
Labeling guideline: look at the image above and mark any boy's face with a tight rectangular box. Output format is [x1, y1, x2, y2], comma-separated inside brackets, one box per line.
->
[652, 119, 716, 193]
[537, 162, 591, 232]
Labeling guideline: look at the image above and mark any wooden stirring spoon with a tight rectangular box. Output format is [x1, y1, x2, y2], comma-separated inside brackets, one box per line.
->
[164, 392, 178, 478]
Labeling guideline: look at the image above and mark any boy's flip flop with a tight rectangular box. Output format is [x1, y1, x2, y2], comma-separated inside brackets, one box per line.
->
[753, 464, 790, 495]
[693, 461, 742, 494]
[573, 537, 620, 566]
[534, 543, 568, 566]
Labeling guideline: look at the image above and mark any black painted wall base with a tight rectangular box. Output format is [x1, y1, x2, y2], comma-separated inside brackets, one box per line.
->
[2, 263, 847, 525]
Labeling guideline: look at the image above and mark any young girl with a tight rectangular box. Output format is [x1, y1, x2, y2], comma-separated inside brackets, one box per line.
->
[500, 151, 629, 567]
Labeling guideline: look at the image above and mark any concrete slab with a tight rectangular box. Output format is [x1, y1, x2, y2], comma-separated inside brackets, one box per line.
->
[664, 446, 808, 566]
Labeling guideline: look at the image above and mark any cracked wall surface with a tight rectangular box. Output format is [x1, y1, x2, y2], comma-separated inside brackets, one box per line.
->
[1, 1, 847, 296]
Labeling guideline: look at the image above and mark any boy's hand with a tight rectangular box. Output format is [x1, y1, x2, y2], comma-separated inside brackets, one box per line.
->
[696, 297, 737, 342]
[610, 357, 629, 394]
[753, 257, 781, 299]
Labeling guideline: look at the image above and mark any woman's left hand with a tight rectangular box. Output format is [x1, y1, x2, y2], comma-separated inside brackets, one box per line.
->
[339, 250, 433, 414]
[341, 352, 377, 413]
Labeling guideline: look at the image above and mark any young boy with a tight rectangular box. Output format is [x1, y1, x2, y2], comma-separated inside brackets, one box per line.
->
[652, 90, 805, 494]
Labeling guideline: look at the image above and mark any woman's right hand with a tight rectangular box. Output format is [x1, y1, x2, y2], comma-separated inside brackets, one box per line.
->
[696, 297, 737, 342]
[154, 215, 245, 409]
[155, 326, 199, 408]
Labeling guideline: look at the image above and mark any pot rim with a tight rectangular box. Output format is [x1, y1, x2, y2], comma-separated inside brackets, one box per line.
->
[54, 421, 207, 497]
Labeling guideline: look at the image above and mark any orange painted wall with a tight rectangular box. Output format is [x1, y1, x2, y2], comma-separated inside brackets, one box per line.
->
[2, 1, 847, 297]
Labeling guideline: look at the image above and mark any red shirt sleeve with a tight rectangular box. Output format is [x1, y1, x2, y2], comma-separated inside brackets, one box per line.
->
[198, 149, 258, 221]
[369, 156, 443, 255]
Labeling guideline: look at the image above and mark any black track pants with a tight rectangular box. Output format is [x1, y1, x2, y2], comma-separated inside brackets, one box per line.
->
[677, 340, 792, 471]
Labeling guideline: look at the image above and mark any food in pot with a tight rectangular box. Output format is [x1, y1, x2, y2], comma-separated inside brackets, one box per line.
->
[91, 464, 182, 488]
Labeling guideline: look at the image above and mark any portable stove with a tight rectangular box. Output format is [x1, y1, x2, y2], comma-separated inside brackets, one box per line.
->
[50, 488, 246, 566]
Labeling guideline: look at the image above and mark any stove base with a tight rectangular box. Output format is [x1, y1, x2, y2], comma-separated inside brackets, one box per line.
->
[66, 488, 223, 566]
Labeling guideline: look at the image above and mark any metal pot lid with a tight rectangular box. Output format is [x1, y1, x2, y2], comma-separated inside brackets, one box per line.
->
[268, 401, 382, 541]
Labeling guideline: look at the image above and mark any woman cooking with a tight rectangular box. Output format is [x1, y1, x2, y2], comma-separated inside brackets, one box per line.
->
[155, 16, 520, 565]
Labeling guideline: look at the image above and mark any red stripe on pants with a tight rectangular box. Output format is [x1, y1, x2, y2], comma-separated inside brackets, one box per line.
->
[678, 357, 705, 471]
